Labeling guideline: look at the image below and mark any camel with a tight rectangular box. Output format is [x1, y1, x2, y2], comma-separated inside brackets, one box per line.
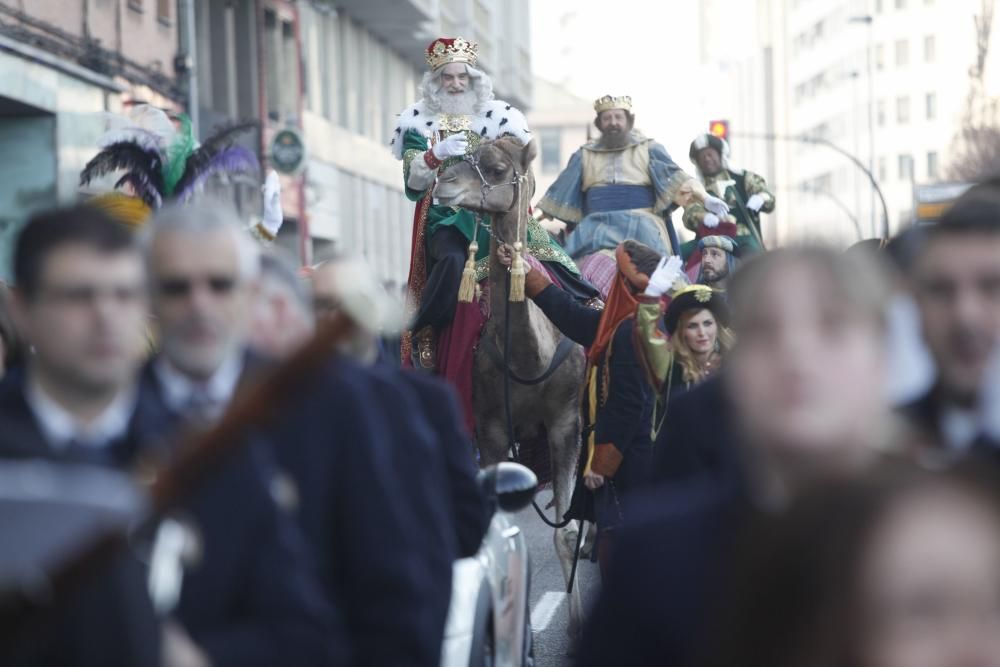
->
[435, 136, 586, 637]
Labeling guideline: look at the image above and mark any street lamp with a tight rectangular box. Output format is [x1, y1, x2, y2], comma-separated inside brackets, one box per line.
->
[848, 14, 876, 237]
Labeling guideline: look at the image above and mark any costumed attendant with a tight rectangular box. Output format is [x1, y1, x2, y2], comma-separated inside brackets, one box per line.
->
[500, 240, 663, 576]
[683, 132, 775, 252]
[687, 234, 739, 290]
[636, 273, 733, 440]
[80, 104, 283, 243]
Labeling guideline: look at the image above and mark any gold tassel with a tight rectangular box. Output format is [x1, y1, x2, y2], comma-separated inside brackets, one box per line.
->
[457, 240, 478, 303]
[509, 241, 525, 302]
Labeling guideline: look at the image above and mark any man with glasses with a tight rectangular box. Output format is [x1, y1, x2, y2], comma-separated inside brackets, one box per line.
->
[143, 201, 458, 666]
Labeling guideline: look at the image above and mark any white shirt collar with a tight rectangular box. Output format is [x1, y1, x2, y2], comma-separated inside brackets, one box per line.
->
[153, 352, 244, 415]
[25, 378, 137, 450]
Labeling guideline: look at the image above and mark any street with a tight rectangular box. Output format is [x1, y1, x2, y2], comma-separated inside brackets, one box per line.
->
[516, 488, 600, 667]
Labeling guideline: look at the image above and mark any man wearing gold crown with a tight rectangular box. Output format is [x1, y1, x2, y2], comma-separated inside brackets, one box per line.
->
[393, 37, 596, 423]
[537, 96, 730, 294]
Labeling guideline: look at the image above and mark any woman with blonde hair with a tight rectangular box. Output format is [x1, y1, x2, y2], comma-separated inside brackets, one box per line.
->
[634, 274, 733, 435]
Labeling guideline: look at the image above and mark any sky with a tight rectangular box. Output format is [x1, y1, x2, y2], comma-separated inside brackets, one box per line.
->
[529, 0, 749, 158]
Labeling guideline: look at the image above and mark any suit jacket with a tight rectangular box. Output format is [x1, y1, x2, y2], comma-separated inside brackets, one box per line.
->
[0, 367, 339, 667]
[253, 355, 458, 667]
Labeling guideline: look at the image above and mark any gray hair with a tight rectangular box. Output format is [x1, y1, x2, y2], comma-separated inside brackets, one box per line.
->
[143, 198, 260, 282]
[420, 64, 494, 114]
[260, 248, 312, 313]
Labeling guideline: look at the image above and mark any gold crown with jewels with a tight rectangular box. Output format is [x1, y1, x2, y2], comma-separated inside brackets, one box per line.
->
[426, 37, 479, 70]
[593, 95, 633, 113]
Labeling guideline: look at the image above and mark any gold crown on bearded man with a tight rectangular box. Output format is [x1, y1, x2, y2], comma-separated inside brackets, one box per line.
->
[426, 37, 479, 70]
[594, 95, 633, 114]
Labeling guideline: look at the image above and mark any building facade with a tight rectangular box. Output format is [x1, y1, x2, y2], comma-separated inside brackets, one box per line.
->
[0, 0, 182, 280]
[700, 0, 1000, 244]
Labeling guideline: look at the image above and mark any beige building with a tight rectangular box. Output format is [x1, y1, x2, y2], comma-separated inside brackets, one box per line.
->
[527, 77, 593, 210]
[299, 0, 533, 286]
[700, 0, 1000, 244]
[0, 0, 181, 280]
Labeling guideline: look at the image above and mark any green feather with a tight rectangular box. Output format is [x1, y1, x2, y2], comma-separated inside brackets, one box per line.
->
[162, 113, 195, 196]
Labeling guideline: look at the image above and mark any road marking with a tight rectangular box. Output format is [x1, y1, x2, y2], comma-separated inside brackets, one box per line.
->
[530, 591, 565, 633]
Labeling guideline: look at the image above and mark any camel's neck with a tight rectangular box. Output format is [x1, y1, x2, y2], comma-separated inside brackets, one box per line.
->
[486, 210, 553, 374]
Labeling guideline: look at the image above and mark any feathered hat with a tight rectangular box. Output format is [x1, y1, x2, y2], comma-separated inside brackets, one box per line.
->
[79, 105, 259, 226]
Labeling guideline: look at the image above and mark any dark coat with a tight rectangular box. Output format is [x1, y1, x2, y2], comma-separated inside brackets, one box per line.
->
[647, 375, 742, 487]
[245, 355, 459, 667]
[577, 375, 751, 666]
[393, 368, 490, 558]
[0, 370, 337, 667]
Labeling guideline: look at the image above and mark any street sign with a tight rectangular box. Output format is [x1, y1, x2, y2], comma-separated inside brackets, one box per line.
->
[270, 128, 306, 174]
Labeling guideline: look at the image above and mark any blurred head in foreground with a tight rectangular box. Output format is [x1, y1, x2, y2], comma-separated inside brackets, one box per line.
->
[724, 246, 894, 486]
[703, 465, 1000, 667]
[250, 248, 313, 359]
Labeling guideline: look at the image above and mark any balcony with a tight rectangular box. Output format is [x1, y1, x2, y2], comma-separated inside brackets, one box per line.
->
[326, 0, 436, 68]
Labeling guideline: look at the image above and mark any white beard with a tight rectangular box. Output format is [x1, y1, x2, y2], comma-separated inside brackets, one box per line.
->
[437, 89, 477, 116]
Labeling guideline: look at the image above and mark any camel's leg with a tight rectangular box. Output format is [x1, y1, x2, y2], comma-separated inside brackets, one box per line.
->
[476, 414, 510, 467]
[546, 409, 584, 640]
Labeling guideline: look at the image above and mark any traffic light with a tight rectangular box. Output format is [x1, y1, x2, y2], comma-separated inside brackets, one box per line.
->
[709, 119, 730, 141]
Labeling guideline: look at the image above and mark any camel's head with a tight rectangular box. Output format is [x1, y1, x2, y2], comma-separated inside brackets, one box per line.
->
[434, 136, 537, 213]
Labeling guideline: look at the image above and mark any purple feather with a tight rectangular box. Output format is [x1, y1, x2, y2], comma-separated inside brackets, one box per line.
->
[176, 145, 260, 201]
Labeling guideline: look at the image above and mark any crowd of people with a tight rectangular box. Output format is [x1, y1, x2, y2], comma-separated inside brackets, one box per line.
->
[6, 32, 1000, 667]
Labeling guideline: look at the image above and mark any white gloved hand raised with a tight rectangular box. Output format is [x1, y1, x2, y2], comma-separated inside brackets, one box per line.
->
[644, 255, 684, 298]
[432, 134, 469, 160]
[704, 195, 730, 218]
[746, 193, 765, 212]
[261, 170, 283, 237]
[702, 212, 721, 229]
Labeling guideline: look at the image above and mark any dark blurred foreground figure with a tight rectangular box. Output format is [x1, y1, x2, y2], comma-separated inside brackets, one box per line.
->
[0, 206, 162, 666]
[143, 202, 458, 666]
[700, 466, 1000, 667]
[305, 251, 490, 559]
[577, 246, 908, 666]
[904, 182, 1000, 458]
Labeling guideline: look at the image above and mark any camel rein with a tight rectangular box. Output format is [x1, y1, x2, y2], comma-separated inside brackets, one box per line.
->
[467, 151, 576, 533]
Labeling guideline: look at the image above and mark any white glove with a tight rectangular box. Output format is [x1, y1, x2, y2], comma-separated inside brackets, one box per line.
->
[261, 170, 283, 236]
[644, 256, 684, 298]
[746, 193, 765, 212]
[702, 212, 720, 229]
[704, 195, 730, 218]
[432, 134, 469, 160]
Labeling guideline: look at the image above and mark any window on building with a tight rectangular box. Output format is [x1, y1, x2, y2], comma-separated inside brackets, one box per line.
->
[924, 35, 935, 62]
[896, 96, 910, 124]
[128, 0, 142, 11]
[927, 151, 939, 179]
[898, 154, 914, 180]
[895, 0, 906, 8]
[539, 128, 562, 173]
[879, 156, 888, 182]
[895, 39, 909, 66]
[263, 10, 300, 124]
[876, 0, 884, 11]
[157, 0, 170, 21]
[875, 44, 885, 70]
[877, 99, 887, 126]
[926, 92, 937, 120]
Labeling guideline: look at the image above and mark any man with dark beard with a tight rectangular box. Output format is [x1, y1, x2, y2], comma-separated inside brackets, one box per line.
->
[692, 235, 738, 290]
[537, 96, 729, 267]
